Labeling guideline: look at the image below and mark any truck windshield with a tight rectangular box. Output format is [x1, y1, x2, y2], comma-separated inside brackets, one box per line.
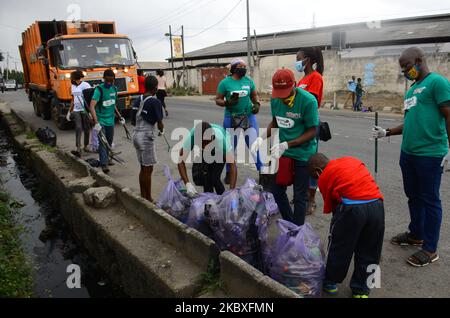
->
[58, 38, 136, 69]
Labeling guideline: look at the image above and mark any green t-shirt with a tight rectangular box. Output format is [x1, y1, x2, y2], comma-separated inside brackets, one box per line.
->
[402, 73, 450, 157]
[270, 88, 319, 162]
[217, 75, 255, 116]
[183, 123, 233, 158]
[92, 84, 118, 127]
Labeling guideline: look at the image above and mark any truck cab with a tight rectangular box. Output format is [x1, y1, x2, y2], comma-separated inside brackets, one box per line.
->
[20, 21, 139, 129]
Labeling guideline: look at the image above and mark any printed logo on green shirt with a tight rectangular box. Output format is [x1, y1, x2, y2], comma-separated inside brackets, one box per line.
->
[276, 116, 295, 129]
[404, 96, 417, 111]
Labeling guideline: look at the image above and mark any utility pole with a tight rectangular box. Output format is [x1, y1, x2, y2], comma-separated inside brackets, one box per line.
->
[246, 0, 252, 76]
[181, 25, 187, 87]
[168, 25, 176, 88]
[6, 52, 10, 80]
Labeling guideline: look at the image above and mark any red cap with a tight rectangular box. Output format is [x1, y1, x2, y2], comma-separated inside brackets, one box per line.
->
[272, 69, 296, 98]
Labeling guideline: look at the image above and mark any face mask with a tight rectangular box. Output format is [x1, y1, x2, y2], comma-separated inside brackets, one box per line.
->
[295, 60, 306, 73]
[104, 82, 112, 88]
[404, 64, 420, 81]
[283, 90, 296, 107]
[235, 68, 247, 78]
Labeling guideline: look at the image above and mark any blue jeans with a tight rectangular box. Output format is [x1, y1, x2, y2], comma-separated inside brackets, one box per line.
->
[271, 160, 309, 226]
[98, 125, 114, 167]
[399, 151, 444, 253]
[223, 113, 262, 172]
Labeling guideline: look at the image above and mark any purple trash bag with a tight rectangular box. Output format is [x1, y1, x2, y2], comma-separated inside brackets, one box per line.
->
[90, 128, 99, 151]
[187, 192, 220, 231]
[157, 165, 190, 223]
[268, 219, 325, 298]
[255, 191, 281, 272]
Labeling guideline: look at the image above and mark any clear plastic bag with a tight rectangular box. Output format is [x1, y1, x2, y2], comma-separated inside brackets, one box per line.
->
[268, 220, 325, 298]
[156, 165, 190, 223]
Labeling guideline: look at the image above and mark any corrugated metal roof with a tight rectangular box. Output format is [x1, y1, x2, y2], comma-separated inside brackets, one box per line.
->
[177, 13, 450, 61]
[138, 61, 170, 70]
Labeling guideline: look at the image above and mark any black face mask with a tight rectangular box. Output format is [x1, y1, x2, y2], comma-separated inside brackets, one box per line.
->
[235, 68, 247, 78]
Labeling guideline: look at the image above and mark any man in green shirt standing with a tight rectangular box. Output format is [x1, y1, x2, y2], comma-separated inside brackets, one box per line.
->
[89, 69, 125, 174]
[373, 47, 450, 267]
[252, 69, 319, 226]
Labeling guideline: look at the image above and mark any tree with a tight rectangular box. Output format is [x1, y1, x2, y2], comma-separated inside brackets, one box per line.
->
[0, 52, 4, 62]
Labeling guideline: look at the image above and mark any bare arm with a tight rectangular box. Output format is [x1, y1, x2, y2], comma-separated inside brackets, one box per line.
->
[386, 124, 404, 137]
[216, 92, 227, 107]
[265, 117, 277, 139]
[439, 102, 450, 147]
[157, 120, 164, 133]
[251, 90, 259, 105]
[287, 126, 317, 148]
[177, 148, 190, 185]
[89, 100, 99, 124]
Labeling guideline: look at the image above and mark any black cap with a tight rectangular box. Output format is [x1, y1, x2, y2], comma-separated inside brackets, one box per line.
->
[103, 69, 115, 78]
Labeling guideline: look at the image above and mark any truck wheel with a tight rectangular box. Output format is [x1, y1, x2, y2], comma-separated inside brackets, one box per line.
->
[51, 98, 71, 130]
[32, 92, 41, 117]
[41, 97, 52, 120]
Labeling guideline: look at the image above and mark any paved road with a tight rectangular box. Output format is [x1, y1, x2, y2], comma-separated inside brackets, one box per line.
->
[1, 91, 449, 298]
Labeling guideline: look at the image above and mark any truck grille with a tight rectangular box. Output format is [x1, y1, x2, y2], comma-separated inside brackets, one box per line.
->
[85, 78, 127, 93]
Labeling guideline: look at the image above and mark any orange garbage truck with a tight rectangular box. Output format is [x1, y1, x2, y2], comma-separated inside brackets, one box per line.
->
[19, 20, 140, 129]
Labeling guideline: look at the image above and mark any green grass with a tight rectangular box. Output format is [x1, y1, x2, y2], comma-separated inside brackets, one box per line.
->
[25, 131, 36, 140]
[196, 259, 224, 295]
[167, 86, 199, 96]
[36, 144, 56, 153]
[0, 190, 33, 298]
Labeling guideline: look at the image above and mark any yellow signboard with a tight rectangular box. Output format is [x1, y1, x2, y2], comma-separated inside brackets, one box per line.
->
[172, 36, 183, 58]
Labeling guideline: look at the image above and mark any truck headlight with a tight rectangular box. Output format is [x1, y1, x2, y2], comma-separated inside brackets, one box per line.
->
[65, 73, 71, 79]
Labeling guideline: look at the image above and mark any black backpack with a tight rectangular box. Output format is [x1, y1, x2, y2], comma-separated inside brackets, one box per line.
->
[82, 85, 117, 113]
[36, 127, 57, 147]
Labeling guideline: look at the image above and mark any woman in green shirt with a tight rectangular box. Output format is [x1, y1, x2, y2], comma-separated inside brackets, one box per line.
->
[216, 59, 262, 184]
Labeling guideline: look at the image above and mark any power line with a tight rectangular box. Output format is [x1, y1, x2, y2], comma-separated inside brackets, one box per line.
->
[130, 0, 215, 36]
[124, 0, 203, 34]
[185, 0, 243, 38]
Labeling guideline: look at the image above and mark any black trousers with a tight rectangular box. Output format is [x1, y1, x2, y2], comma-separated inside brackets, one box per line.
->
[203, 162, 225, 195]
[325, 200, 385, 295]
[156, 90, 167, 109]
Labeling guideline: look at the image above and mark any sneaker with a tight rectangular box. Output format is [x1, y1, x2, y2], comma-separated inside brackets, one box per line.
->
[101, 166, 110, 174]
[224, 171, 230, 185]
[353, 294, 369, 299]
[323, 283, 338, 296]
[108, 159, 115, 166]
[391, 232, 423, 247]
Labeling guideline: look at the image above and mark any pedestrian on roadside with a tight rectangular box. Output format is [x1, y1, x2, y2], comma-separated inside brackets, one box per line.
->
[137, 69, 146, 94]
[156, 70, 169, 117]
[67, 70, 92, 156]
[308, 153, 385, 298]
[89, 69, 126, 174]
[345, 76, 357, 110]
[295, 47, 325, 215]
[355, 78, 364, 111]
[131, 75, 164, 203]
[216, 58, 262, 184]
[178, 121, 237, 196]
[372, 47, 450, 267]
[251, 69, 318, 226]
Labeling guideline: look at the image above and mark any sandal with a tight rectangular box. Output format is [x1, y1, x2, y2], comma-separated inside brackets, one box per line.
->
[391, 232, 423, 247]
[407, 250, 439, 267]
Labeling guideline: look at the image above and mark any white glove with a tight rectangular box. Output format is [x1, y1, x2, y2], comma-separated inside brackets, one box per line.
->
[250, 137, 264, 157]
[441, 151, 450, 171]
[270, 142, 289, 160]
[94, 123, 102, 132]
[66, 112, 71, 122]
[119, 117, 126, 125]
[372, 125, 387, 139]
[185, 182, 198, 198]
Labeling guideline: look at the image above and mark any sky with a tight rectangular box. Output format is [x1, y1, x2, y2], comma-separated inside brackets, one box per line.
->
[1, 0, 450, 72]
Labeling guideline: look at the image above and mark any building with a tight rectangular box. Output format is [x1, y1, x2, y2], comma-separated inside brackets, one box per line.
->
[168, 13, 450, 110]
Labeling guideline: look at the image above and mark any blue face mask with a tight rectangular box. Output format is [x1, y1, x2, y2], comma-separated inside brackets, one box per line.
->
[104, 82, 112, 88]
[295, 60, 306, 73]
